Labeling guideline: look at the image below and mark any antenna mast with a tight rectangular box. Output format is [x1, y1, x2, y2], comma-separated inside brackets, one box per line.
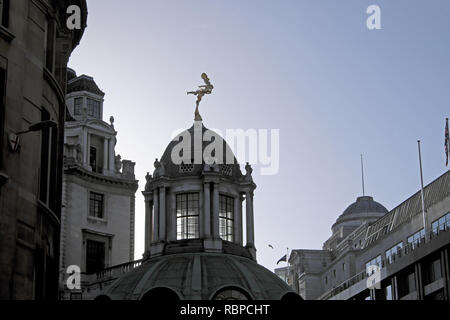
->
[361, 154, 365, 196]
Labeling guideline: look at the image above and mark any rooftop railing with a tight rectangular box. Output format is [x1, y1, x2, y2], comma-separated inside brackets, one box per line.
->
[81, 259, 143, 284]
[321, 226, 449, 300]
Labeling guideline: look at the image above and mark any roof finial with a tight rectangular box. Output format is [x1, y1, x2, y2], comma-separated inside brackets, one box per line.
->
[187, 73, 214, 121]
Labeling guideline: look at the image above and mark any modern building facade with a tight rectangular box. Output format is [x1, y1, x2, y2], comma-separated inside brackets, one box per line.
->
[287, 170, 450, 300]
[59, 69, 138, 299]
[0, 0, 87, 299]
[93, 116, 298, 300]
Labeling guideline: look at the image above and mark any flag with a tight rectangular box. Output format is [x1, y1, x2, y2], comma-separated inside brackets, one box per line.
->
[277, 254, 287, 265]
[445, 118, 449, 166]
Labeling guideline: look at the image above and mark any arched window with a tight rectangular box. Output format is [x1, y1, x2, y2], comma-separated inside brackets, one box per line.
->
[176, 193, 199, 239]
[213, 287, 251, 300]
[219, 195, 234, 241]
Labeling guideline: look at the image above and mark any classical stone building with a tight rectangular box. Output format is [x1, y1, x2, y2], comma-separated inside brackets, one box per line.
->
[287, 170, 450, 300]
[94, 116, 298, 300]
[0, 0, 87, 299]
[59, 69, 138, 299]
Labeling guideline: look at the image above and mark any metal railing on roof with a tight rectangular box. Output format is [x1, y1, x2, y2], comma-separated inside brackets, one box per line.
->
[321, 226, 449, 300]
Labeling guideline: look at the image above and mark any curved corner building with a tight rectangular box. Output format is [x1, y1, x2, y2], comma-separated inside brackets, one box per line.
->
[0, 0, 87, 299]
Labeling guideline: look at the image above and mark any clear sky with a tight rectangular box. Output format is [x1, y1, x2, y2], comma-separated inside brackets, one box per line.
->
[69, 0, 450, 272]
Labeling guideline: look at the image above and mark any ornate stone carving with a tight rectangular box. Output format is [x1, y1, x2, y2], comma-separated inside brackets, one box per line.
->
[153, 158, 166, 177]
[187, 73, 214, 121]
[245, 162, 253, 182]
[115, 154, 122, 173]
[122, 160, 135, 179]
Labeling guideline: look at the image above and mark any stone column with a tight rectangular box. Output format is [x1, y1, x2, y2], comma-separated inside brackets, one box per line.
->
[109, 137, 115, 172]
[168, 192, 176, 241]
[245, 191, 255, 247]
[144, 198, 153, 251]
[103, 138, 108, 173]
[234, 194, 243, 245]
[83, 128, 88, 165]
[86, 132, 91, 167]
[203, 182, 211, 238]
[212, 182, 220, 238]
[153, 188, 159, 242]
[159, 186, 166, 241]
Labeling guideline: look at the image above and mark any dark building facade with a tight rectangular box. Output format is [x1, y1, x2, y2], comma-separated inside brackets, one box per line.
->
[287, 170, 450, 300]
[0, 0, 87, 299]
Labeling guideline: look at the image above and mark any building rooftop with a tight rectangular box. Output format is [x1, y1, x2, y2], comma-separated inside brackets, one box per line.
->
[98, 252, 295, 300]
[67, 74, 105, 96]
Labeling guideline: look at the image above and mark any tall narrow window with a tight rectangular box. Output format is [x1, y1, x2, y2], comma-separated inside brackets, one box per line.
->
[0, 67, 6, 170]
[74, 97, 83, 115]
[176, 193, 199, 240]
[45, 19, 55, 72]
[89, 146, 97, 172]
[89, 192, 104, 219]
[39, 109, 51, 204]
[0, 0, 10, 28]
[48, 123, 57, 211]
[87, 98, 100, 119]
[219, 195, 234, 242]
[85, 240, 105, 273]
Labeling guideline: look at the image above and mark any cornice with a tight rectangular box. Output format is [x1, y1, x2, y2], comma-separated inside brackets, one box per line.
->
[64, 165, 138, 190]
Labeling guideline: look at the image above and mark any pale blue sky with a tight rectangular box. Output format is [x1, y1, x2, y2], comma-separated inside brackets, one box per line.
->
[69, 0, 450, 271]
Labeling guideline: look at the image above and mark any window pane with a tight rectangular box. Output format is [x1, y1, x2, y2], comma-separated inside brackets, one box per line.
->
[87, 98, 101, 119]
[176, 193, 199, 240]
[74, 97, 83, 115]
[86, 240, 105, 273]
[89, 192, 104, 218]
[219, 195, 234, 241]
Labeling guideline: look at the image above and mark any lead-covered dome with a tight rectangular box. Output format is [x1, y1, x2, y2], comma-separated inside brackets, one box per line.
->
[343, 196, 387, 215]
[157, 122, 243, 179]
[332, 196, 388, 232]
[98, 252, 295, 300]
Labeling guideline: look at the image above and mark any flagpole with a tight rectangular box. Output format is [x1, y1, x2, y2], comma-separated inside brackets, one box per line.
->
[446, 118, 449, 167]
[361, 154, 365, 196]
[417, 140, 427, 241]
[286, 247, 289, 286]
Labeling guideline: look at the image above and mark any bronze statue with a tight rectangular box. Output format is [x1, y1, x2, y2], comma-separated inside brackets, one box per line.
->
[187, 73, 214, 121]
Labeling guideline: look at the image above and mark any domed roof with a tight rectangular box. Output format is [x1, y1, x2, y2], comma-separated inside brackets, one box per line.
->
[98, 253, 295, 300]
[158, 122, 243, 179]
[332, 196, 388, 229]
[342, 196, 388, 216]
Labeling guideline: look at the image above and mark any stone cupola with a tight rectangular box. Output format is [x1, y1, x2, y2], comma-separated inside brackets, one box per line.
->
[142, 119, 257, 261]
